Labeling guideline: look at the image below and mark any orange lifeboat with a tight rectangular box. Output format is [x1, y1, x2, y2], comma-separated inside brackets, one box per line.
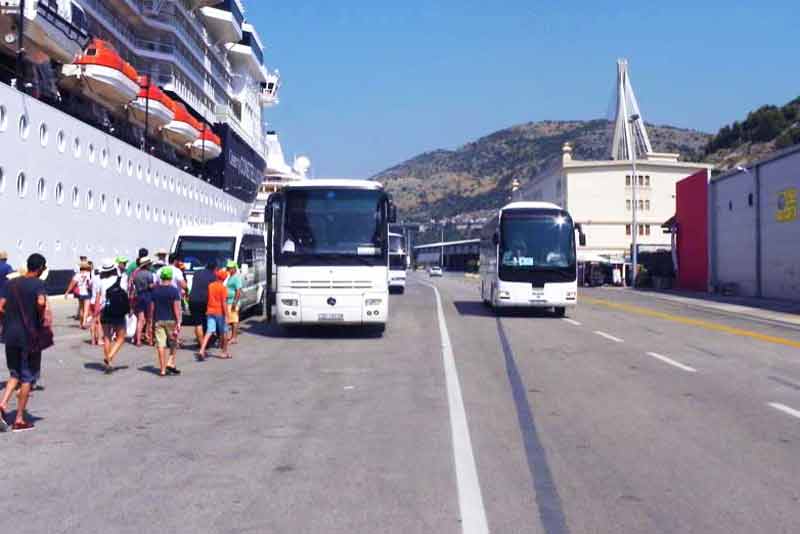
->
[162, 102, 201, 149]
[190, 127, 223, 161]
[60, 39, 140, 109]
[128, 76, 177, 132]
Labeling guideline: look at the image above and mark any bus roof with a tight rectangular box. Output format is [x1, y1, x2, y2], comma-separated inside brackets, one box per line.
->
[388, 232, 403, 237]
[175, 222, 262, 238]
[283, 179, 384, 190]
[501, 201, 563, 211]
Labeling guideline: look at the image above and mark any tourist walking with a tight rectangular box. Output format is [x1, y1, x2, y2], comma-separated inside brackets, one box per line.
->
[188, 260, 217, 348]
[198, 269, 230, 360]
[116, 256, 129, 289]
[149, 267, 182, 376]
[0, 254, 52, 432]
[94, 260, 130, 374]
[126, 248, 148, 277]
[64, 262, 93, 329]
[130, 257, 155, 346]
[225, 261, 243, 344]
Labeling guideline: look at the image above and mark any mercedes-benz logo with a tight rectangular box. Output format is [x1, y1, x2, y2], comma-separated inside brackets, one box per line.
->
[327, 297, 337, 306]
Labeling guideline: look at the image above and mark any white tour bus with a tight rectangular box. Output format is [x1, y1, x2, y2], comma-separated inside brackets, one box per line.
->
[265, 179, 397, 330]
[480, 202, 585, 316]
[171, 222, 268, 317]
[388, 232, 408, 293]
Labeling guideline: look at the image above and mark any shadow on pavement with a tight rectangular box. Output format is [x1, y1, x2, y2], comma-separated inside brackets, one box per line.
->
[241, 321, 384, 340]
[138, 365, 163, 376]
[453, 300, 562, 319]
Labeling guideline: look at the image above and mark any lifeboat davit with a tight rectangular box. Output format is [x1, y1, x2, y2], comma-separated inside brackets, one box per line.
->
[128, 76, 176, 132]
[190, 128, 223, 161]
[60, 39, 140, 109]
[162, 103, 201, 149]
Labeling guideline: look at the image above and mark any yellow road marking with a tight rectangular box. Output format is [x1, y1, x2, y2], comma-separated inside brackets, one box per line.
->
[582, 297, 800, 349]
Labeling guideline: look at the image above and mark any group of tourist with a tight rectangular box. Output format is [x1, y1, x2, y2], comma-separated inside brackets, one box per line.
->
[0, 248, 245, 433]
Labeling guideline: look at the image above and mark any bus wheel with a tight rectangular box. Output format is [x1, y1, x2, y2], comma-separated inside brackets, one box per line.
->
[554, 307, 566, 318]
[258, 290, 268, 317]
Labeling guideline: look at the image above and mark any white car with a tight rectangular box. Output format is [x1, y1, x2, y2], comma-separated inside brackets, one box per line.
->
[428, 266, 443, 277]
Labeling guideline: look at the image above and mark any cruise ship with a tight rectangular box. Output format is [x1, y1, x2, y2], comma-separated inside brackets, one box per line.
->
[0, 0, 307, 287]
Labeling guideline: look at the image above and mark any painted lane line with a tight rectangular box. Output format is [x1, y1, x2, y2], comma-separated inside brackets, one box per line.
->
[562, 318, 582, 326]
[594, 331, 624, 343]
[646, 352, 697, 373]
[421, 281, 489, 534]
[768, 402, 800, 420]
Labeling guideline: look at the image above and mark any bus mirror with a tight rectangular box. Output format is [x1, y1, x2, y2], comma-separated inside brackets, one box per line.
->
[240, 263, 250, 275]
[388, 204, 398, 223]
[579, 233, 587, 247]
[492, 233, 499, 246]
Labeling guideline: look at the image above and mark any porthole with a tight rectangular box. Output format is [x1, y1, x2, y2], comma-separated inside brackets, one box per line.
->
[72, 186, 80, 208]
[162, 178, 167, 190]
[136, 202, 142, 219]
[137, 164, 143, 180]
[19, 114, 29, 139]
[161, 208, 167, 224]
[16, 239, 23, 250]
[169, 177, 175, 192]
[55, 240, 62, 252]
[100, 148, 108, 167]
[126, 199, 132, 217]
[37, 240, 45, 251]
[88, 143, 96, 163]
[116, 155, 123, 172]
[145, 204, 151, 221]
[37, 177, 46, 201]
[39, 122, 48, 147]
[55, 182, 64, 205]
[168, 211, 174, 225]
[154, 172, 160, 187]
[0, 105, 7, 131]
[115, 196, 122, 215]
[127, 159, 133, 176]
[146, 168, 151, 184]
[73, 136, 81, 158]
[0, 167, 5, 193]
[57, 130, 66, 152]
[16, 171, 27, 198]
[86, 189, 94, 210]
[100, 193, 107, 213]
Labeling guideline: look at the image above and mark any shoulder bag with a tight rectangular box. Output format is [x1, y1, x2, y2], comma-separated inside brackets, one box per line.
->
[10, 280, 54, 353]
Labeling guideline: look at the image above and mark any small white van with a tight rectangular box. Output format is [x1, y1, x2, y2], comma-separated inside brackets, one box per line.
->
[171, 222, 268, 316]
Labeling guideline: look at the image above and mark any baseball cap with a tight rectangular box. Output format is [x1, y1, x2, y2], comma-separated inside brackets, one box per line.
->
[215, 269, 228, 281]
[159, 267, 174, 280]
[226, 260, 238, 269]
[115, 255, 128, 264]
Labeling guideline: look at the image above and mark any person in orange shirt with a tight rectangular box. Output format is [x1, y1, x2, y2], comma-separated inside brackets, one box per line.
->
[197, 270, 230, 360]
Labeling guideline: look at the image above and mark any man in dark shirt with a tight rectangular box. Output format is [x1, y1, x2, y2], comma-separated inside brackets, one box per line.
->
[0, 251, 12, 340]
[0, 253, 49, 432]
[188, 260, 217, 348]
[149, 267, 182, 377]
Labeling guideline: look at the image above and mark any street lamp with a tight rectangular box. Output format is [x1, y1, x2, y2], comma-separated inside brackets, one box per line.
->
[629, 113, 640, 287]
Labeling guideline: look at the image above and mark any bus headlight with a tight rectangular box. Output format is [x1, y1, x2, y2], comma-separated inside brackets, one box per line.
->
[498, 290, 511, 300]
[365, 298, 383, 306]
[566, 291, 577, 300]
[281, 298, 299, 307]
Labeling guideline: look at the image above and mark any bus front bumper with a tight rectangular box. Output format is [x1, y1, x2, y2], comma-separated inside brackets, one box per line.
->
[493, 281, 578, 308]
[276, 292, 388, 325]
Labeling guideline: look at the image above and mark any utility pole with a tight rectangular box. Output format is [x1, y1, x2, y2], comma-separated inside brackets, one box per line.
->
[629, 113, 639, 287]
[142, 75, 151, 151]
[440, 226, 445, 269]
[15, 0, 26, 91]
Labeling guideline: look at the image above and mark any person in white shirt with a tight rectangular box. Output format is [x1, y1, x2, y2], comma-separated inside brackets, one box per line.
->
[93, 260, 128, 374]
[64, 262, 93, 329]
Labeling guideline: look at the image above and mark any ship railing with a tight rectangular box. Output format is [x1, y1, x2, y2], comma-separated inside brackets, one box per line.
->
[36, 1, 91, 49]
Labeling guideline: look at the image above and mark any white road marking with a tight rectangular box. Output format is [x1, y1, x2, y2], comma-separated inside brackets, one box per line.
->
[343, 386, 355, 390]
[594, 331, 624, 343]
[645, 352, 697, 373]
[562, 318, 582, 326]
[421, 281, 489, 534]
[768, 402, 800, 420]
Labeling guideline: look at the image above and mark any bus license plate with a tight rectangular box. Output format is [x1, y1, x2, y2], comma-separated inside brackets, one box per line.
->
[318, 313, 344, 322]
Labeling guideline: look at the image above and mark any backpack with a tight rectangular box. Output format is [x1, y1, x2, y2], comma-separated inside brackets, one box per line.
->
[104, 278, 131, 319]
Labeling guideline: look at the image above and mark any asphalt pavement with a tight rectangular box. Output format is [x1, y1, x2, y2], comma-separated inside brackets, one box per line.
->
[2, 274, 800, 533]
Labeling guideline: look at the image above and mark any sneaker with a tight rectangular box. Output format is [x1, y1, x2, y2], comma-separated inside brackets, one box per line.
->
[166, 366, 181, 375]
[0, 408, 8, 433]
[11, 421, 34, 432]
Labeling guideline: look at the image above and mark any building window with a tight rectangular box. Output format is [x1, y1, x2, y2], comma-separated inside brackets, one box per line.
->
[638, 225, 644, 236]
[626, 199, 631, 211]
[626, 224, 632, 235]
[625, 175, 631, 186]
[638, 199, 644, 211]
[638, 175, 644, 186]
[645, 224, 651, 236]
[645, 200, 650, 211]
[645, 175, 651, 186]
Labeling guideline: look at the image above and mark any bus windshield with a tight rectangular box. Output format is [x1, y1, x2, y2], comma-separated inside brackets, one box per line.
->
[279, 188, 388, 265]
[175, 236, 236, 271]
[500, 211, 576, 278]
[389, 254, 407, 270]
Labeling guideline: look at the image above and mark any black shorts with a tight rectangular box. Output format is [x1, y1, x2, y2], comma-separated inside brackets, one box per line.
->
[6, 346, 42, 384]
[188, 301, 207, 328]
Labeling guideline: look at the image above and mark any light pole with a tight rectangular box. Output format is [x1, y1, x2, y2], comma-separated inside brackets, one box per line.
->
[629, 113, 639, 287]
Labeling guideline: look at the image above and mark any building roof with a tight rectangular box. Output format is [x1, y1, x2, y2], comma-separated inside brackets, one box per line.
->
[564, 159, 713, 171]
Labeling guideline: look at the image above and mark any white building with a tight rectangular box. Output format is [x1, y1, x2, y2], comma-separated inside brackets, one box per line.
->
[525, 59, 712, 259]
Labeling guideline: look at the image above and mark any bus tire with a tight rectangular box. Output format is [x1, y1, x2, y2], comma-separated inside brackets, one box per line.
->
[258, 289, 268, 317]
[554, 306, 566, 318]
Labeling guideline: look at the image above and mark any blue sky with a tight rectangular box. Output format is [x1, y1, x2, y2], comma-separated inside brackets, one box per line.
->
[247, 1, 800, 177]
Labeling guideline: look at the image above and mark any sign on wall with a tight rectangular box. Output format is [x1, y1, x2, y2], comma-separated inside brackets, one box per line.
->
[776, 188, 798, 223]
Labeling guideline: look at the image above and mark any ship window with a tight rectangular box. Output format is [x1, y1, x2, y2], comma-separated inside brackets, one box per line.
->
[16, 171, 26, 198]
[126, 199, 132, 217]
[115, 196, 121, 215]
[168, 211, 174, 225]
[55, 240, 62, 252]
[55, 182, 64, 204]
[146, 169, 152, 184]
[100, 148, 108, 167]
[87, 143, 96, 163]
[169, 177, 175, 192]
[145, 204, 151, 220]
[136, 202, 142, 219]
[72, 186, 80, 208]
[39, 123, 48, 147]
[73, 136, 81, 158]
[19, 114, 29, 139]
[100, 193, 107, 213]
[127, 159, 133, 176]
[137, 164, 143, 180]
[154, 172, 160, 187]
[86, 189, 94, 210]
[0, 105, 7, 131]
[161, 208, 167, 223]
[57, 130, 65, 152]
[116, 155, 123, 172]
[37, 178, 46, 201]
[0, 167, 4, 193]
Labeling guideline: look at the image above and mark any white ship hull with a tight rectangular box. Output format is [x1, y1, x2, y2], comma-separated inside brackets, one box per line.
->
[0, 81, 250, 274]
